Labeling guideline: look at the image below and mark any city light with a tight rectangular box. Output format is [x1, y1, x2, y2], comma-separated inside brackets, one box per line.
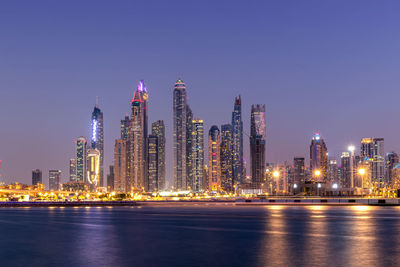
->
[314, 170, 321, 177]
[358, 168, 366, 175]
[273, 171, 280, 178]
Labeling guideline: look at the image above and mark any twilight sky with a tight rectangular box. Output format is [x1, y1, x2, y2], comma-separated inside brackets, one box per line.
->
[1, 1, 400, 187]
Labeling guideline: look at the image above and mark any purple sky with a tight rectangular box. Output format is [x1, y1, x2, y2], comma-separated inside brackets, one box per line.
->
[1, 1, 400, 187]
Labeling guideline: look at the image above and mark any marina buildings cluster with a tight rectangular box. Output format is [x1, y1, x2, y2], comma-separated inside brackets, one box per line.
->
[26, 78, 400, 196]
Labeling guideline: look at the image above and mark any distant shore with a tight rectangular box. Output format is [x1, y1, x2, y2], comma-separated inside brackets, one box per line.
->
[0, 198, 399, 207]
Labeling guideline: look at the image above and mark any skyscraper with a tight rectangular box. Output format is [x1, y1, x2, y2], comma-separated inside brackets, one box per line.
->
[186, 105, 194, 190]
[208, 126, 221, 192]
[232, 96, 244, 187]
[152, 120, 166, 191]
[32, 169, 42, 186]
[220, 124, 234, 192]
[386, 152, 399, 185]
[75, 137, 87, 182]
[120, 115, 130, 140]
[309, 133, 328, 182]
[114, 139, 127, 192]
[293, 157, 305, 185]
[250, 104, 266, 188]
[69, 158, 77, 181]
[147, 135, 158, 192]
[49, 170, 61, 191]
[361, 138, 385, 186]
[340, 152, 351, 187]
[192, 119, 204, 192]
[107, 165, 114, 192]
[91, 103, 104, 187]
[129, 80, 148, 191]
[173, 78, 188, 190]
[327, 159, 338, 183]
[86, 148, 100, 189]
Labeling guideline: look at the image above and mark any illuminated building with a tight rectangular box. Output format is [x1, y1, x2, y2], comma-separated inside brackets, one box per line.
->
[152, 120, 166, 191]
[293, 157, 305, 185]
[91, 103, 104, 187]
[250, 104, 266, 188]
[147, 135, 158, 192]
[63, 181, 88, 192]
[208, 125, 221, 191]
[75, 136, 87, 182]
[69, 158, 77, 181]
[32, 169, 42, 186]
[203, 165, 209, 191]
[391, 163, 400, 189]
[186, 105, 194, 190]
[327, 159, 338, 183]
[107, 165, 114, 192]
[173, 78, 188, 190]
[114, 139, 127, 192]
[86, 148, 100, 189]
[120, 115, 130, 140]
[232, 95, 244, 187]
[129, 80, 148, 191]
[192, 119, 204, 192]
[361, 138, 385, 186]
[309, 133, 327, 182]
[386, 152, 399, 185]
[49, 170, 61, 191]
[220, 124, 234, 192]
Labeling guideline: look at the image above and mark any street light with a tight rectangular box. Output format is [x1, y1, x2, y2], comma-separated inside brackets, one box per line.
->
[314, 170, 321, 177]
[273, 171, 280, 178]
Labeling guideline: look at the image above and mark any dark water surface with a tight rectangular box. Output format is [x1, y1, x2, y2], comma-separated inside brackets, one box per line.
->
[1, 204, 399, 267]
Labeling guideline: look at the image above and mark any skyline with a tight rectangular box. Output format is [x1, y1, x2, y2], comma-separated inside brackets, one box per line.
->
[2, 1, 400, 186]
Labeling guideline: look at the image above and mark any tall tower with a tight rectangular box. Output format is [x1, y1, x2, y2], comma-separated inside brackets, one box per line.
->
[192, 119, 204, 192]
[152, 120, 166, 191]
[386, 152, 399, 185]
[208, 125, 221, 192]
[69, 158, 77, 182]
[129, 80, 148, 191]
[220, 124, 234, 192]
[32, 169, 42, 186]
[293, 157, 305, 185]
[147, 135, 158, 192]
[250, 104, 266, 188]
[75, 137, 87, 182]
[91, 102, 104, 187]
[309, 132, 328, 182]
[361, 138, 385, 186]
[186, 105, 194, 190]
[114, 139, 127, 192]
[49, 170, 61, 191]
[173, 78, 187, 190]
[232, 96, 244, 186]
[86, 148, 100, 189]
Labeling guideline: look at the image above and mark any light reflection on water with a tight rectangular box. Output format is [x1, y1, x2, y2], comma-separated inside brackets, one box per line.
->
[0, 205, 399, 267]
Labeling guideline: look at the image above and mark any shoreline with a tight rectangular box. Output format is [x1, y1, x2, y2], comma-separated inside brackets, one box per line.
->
[0, 198, 399, 207]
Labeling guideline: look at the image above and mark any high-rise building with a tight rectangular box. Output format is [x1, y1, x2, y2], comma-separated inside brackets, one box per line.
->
[69, 158, 77, 181]
[32, 169, 42, 186]
[120, 115, 130, 140]
[186, 105, 194, 190]
[152, 120, 166, 191]
[49, 170, 61, 191]
[309, 133, 328, 182]
[114, 139, 127, 192]
[86, 148, 100, 189]
[220, 124, 234, 192]
[107, 165, 114, 192]
[386, 152, 399, 185]
[293, 157, 305, 185]
[250, 104, 266, 188]
[203, 165, 209, 191]
[340, 152, 351, 187]
[327, 159, 338, 183]
[208, 125, 221, 192]
[129, 80, 148, 191]
[192, 119, 204, 192]
[147, 135, 158, 192]
[75, 137, 87, 182]
[173, 78, 188, 190]
[91, 103, 104, 187]
[361, 138, 385, 186]
[232, 96, 244, 186]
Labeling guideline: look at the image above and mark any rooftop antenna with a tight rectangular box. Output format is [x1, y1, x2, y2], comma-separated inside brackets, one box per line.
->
[95, 96, 99, 108]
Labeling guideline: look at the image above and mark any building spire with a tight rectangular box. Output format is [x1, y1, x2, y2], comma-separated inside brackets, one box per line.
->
[95, 96, 99, 108]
